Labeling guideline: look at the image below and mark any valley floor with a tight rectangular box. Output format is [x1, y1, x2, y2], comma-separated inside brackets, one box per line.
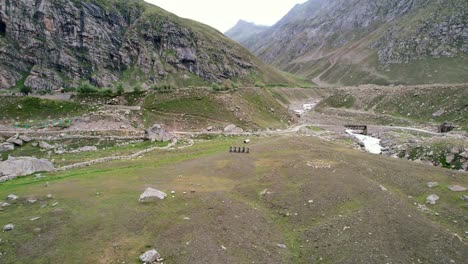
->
[0, 135, 467, 263]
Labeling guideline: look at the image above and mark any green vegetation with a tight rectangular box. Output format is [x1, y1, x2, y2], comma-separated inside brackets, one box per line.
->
[0, 134, 466, 263]
[0, 97, 90, 122]
[317, 94, 356, 109]
[77, 82, 99, 94]
[19, 85, 32, 96]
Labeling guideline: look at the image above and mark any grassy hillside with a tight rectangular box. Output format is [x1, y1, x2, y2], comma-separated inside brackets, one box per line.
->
[0, 97, 91, 124]
[0, 136, 466, 263]
[142, 88, 295, 130]
[316, 84, 468, 130]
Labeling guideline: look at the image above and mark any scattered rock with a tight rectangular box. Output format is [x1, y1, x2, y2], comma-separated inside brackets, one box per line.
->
[138, 188, 167, 202]
[183, 217, 190, 220]
[379, 185, 388, 191]
[139, 249, 161, 263]
[426, 194, 440, 205]
[145, 124, 175, 142]
[30, 217, 41, 221]
[461, 195, 468, 201]
[448, 185, 467, 192]
[6, 194, 18, 201]
[277, 244, 287, 249]
[27, 198, 37, 204]
[432, 109, 445, 117]
[0, 143, 15, 152]
[46, 194, 53, 199]
[69, 146, 98, 153]
[52, 202, 59, 206]
[0, 202, 11, 207]
[3, 224, 14, 232]
[206, 126, 213, 131]
[0, 157, 54, 182]
[427, 182, 439, 188]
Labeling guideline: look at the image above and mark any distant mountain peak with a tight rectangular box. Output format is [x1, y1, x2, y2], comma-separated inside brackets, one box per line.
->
[225, 20, 269, 45]
[237, 0, 468, 86]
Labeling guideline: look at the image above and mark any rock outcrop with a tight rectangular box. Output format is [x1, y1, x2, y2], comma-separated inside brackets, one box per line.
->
[145, 124, 174, 142]
[0, 0, 290, 90]
[0, 157, 54, 182]
[227, 0, 468, 85]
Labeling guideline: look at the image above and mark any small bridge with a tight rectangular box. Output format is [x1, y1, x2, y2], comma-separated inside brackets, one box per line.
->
[344, 125, 368, 135]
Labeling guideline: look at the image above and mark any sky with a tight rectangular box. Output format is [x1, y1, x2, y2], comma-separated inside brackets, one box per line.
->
[146, 0, 308, 33]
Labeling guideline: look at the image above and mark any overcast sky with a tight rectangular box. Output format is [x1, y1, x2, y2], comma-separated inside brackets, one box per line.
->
[146, 0, 308, 33]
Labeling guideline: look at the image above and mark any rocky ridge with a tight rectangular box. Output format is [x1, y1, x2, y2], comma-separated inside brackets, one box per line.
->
[227, 0, 468, 85]
[0, 0, 289, 90]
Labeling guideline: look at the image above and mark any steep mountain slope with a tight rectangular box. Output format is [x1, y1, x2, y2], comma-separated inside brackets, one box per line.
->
[233, 0, 468, 86]
[224, 20, 268, 45]
[0, 0, 292, 91]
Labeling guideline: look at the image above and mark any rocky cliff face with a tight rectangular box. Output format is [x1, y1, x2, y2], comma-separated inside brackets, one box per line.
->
[229, 0, 468, 85]
[0, 0, 289, 90]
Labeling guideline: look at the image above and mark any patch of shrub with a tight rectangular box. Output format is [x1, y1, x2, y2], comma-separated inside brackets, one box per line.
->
[77, 82, 99, 94]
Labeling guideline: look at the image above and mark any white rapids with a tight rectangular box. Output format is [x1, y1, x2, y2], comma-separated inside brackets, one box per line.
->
[346, 130, 382, 154]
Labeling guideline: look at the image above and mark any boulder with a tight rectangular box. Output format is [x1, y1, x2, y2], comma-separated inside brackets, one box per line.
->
[0, 157, 54, 182]
[432, 109, 445, 117]
[439, 122, 456, 133]
[39, 141, 55, 150]
[139, 249, 161, 263]
[224, 124, 244, 133]
[0, 143, 14, 152]
[7, 138, 23, 146]
[139, 188, 167, 202]
[448, 185, 467, 192]
[461, 195, 468, 201]
[3, 224, 14, 232]
[0, 202, 11, 207]
[7, 194, 18, 201]
[19, 135, 32, 143]
[445, 154, 455, 164]
[145, 124, 175, 142]
[426, 194, 439, 205]
[427, 182, 439, 188]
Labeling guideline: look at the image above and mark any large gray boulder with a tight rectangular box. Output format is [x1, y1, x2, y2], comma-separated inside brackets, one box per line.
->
[426, 194, 440, 205]
[3, 224, 14, 232]
[145, 124, 174, 142]
[448, 185, 467, 192]
[139, 188, 167, 202]
[139, 249, 161, 263]
[0, 157, 54, 182]
[7, 138, 23, 146]
[224, 124, 244, 133]
[0, 143, 15, 152]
